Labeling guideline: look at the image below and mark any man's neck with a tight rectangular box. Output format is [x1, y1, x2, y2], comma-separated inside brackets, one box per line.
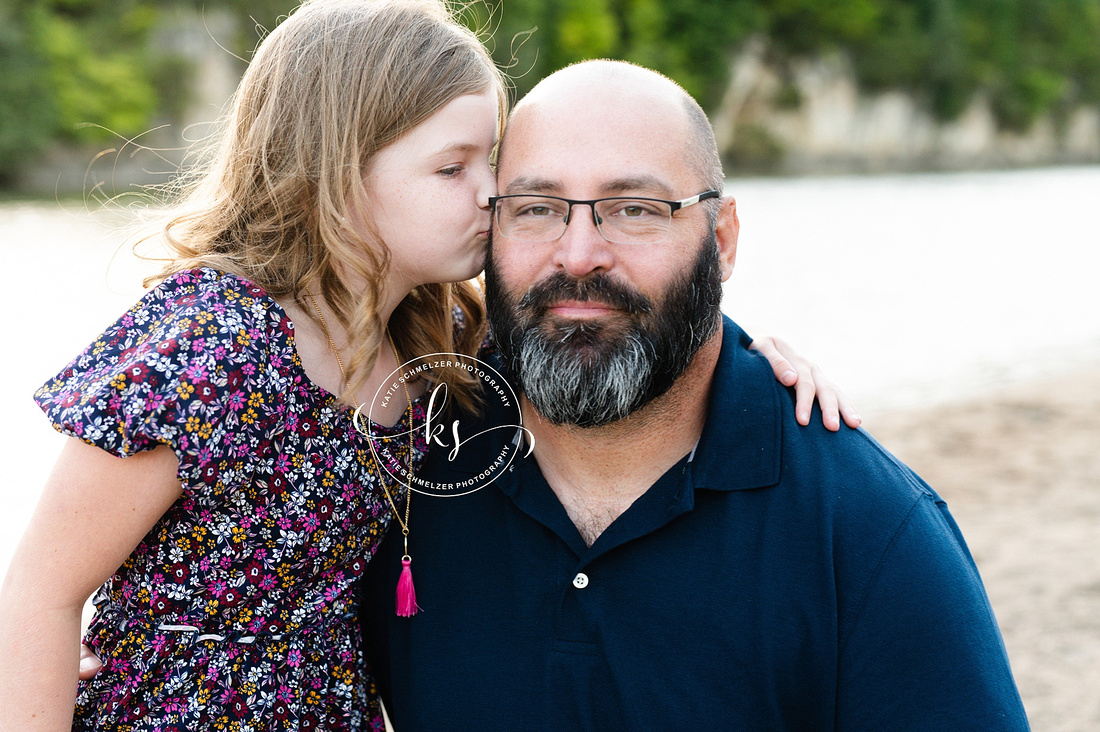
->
[522, 330, 723, 547]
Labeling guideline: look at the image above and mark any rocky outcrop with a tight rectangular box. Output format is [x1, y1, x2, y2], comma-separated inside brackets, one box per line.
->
[713, 39, 1100, 173]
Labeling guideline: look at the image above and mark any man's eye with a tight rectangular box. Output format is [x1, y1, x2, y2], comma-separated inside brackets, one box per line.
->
[608, 201, 659, 217]
[518, 205, 554, 217]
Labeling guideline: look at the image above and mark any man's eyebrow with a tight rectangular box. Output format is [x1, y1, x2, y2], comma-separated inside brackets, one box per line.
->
[599, 176, 675, 198]
[504, 176, 561, 194]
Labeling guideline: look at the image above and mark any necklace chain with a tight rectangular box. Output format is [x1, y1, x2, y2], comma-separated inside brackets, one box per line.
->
[306, 290, 413, 543]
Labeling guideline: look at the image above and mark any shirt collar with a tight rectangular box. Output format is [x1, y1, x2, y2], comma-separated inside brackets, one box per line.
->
[684, 316, 783, 492]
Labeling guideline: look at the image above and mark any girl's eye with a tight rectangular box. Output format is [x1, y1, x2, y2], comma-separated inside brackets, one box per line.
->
[439, 166, 463, 177]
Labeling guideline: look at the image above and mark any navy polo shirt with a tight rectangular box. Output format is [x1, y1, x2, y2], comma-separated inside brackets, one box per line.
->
[360, 318, 1029, 731]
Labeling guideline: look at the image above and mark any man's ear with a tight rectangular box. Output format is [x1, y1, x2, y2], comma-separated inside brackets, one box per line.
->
[715, 196, 739, 281]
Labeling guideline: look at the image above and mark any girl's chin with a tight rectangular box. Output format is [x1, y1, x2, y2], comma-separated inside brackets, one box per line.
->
[461, 250, 488, 280]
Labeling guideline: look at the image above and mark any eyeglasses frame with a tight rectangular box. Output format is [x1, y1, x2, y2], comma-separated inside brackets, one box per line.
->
[487, 189, 721, 243]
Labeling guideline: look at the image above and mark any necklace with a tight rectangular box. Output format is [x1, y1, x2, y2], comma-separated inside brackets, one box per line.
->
[306, 289, 419, 617]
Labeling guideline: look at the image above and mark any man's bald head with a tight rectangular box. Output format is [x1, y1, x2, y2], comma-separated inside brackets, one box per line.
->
[499, 60, 724, 197]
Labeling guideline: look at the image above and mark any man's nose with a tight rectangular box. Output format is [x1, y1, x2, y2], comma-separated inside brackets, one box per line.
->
[552, 204, 615, 277]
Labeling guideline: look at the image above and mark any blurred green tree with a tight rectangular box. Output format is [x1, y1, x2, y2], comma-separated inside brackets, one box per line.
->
[4, 0, 1100, 188]
[0, 4, 57, 184]
[0, 0, 160, 185]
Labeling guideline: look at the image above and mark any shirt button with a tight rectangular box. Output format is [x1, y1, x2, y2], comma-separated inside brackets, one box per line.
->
[572, 573, 589, 589]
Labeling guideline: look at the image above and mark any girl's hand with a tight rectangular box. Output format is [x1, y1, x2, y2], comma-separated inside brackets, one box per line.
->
[750, 336, 861, 431]
[79, 644, 103, 680]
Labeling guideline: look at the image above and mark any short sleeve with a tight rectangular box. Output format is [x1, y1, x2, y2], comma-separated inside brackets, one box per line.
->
[835, 494, 1030, 729]
[34, 269, 276, 487]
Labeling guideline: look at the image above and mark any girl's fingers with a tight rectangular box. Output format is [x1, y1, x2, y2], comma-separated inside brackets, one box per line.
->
[79, 644, 102, 680]
[749, 336, 861, 431]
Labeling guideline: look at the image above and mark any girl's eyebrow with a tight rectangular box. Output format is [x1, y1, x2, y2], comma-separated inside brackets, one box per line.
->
[434, 142, 486, 155]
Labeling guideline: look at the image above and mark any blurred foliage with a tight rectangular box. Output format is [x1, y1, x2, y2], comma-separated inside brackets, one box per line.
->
[0, 4, 57, 183]
[476, 0, 1100, 131]
[3, 0, 1100, 185]
[846, 0, 1100, 127]
[0, 0, 159, 184]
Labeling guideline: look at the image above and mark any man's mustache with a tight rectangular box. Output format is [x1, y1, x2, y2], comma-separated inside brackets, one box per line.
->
[517, 273, 653, 317]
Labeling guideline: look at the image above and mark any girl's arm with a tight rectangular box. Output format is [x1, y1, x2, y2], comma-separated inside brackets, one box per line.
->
[750, 336, 861, 431]
[0, 439, 181, 731]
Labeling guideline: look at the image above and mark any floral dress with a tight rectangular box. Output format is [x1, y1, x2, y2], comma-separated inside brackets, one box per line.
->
[34, 268, 426, 731]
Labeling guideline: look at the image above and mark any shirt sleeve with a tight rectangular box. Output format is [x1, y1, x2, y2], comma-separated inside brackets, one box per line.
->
[33, 269, 274, 491]
[835, 493, 1031, 730]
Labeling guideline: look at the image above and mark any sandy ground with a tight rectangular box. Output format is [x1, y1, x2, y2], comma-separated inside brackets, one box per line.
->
[866, 365, 1100, 732]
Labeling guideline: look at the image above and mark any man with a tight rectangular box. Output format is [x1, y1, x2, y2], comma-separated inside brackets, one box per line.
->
[360, 60, 1029, 730]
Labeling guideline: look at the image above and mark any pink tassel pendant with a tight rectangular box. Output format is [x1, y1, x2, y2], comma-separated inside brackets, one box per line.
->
[395, 556, 419, 617]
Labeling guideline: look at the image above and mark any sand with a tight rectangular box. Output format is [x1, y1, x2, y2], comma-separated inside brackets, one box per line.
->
[866, 365, 1100, 731]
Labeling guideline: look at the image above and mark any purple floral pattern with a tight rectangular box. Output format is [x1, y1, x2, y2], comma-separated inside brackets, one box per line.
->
[35, 268, 425, 730]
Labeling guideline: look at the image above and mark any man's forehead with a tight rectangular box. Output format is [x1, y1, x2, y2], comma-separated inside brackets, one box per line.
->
[498, 87, 693, 193]
[507, 76, 686, 136]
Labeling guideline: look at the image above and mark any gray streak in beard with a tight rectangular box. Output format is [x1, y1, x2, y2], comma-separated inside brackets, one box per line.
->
[519, 324, 653, 427]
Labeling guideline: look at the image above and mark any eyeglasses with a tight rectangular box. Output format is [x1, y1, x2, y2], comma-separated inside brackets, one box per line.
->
[488, 190, 719, 245]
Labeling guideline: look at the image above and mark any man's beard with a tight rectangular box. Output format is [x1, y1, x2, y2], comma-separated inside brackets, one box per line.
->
[485, 232, 724, 428]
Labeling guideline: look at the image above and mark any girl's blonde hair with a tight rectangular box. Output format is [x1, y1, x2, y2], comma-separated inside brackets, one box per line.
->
[146, 0, 505, 410]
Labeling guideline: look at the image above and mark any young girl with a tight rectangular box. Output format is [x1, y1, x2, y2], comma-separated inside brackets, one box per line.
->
[0, 1, 498, 729]
[0, 0, 855, 729]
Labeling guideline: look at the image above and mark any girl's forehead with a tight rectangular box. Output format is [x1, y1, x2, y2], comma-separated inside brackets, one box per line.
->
[395, 91, 500, 151]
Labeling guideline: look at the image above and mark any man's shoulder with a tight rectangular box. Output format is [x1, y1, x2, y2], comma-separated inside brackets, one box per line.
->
[706, 317, 934, 504]
[706, 317, 944, 543]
